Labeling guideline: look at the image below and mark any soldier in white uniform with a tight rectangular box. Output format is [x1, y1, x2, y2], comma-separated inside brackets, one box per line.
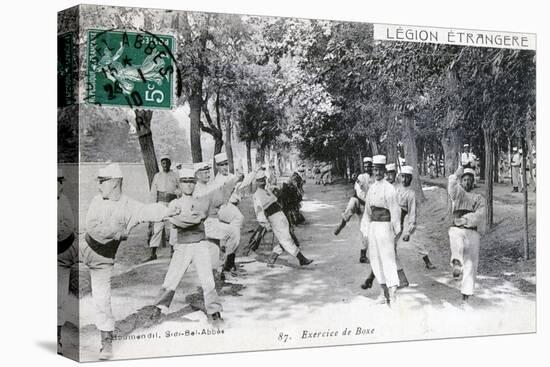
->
[154, 167, 232, 322]
[361, 165, 436, 290]
[461, 143, 477, 169]
[209, 153, 248, 276]
[253, 171, 313, 267]
[313, 162, 322, 184]
[448, 166, 485, 304]
[512, 147, 523, 192]
[268, 163, 279, 186]
[147, 155, 181, 261]
[334, 157, 373, 264]
[362, 155, 401, 306]
[84, 163, 180, 359]
[193, 159, 247, 277]
[321, 161, 333, 185]
[397, 166, 436, 270]
[57, 168, 77, 356]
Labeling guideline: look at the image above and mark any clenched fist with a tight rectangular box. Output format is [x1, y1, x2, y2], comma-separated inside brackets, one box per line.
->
[165, 205, 181, 218]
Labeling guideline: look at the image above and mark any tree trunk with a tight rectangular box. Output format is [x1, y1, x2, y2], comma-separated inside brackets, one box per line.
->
[402, 115, 425, 202]
[521, 136, 529, 260]
[493, 136, 500, 183]
[225, 115, 234, 173]
[189, 93, 203, 163]
[358, 147, 363, 173]
[416, 138, 425, 175]
[441, 127, 462, 177]
[441, 68, 462, 177]
[483, 128, 494, 229]
[370, 139, 379, 156]
[386, 133, 398, 165]
[507, 138, 514, 186]
[525, 125, 535, 188]
[246, 140, 252, 172]
[257, 146, 265, 166]
[213, 137, 223, 156]
[434, 144, 441, 178]
[478, 128, 485, 181]
[134, 109, 158, 187]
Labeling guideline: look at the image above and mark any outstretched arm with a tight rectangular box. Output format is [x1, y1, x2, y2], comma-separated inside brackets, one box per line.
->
[448, 166, 464, 201]
[402, 193, 417, 238]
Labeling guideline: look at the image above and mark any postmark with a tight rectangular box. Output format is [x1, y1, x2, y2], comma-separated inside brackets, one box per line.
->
[86, 29, 175, 109]
[57, 32, 76, 107]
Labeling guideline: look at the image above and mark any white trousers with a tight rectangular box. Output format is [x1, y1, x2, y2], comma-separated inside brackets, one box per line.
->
[368, 222, 399, 288]
[162, 241, 222, 314]
[269, 211, 300, 257]
[149, 201, 171, 248]
[218, 203, 244, 255]
[80, 240, 116, 331]
[449, 227, 480, 296]
[511, 166, 522, 189]
[57, 239, 78, 327]
[204, 216, 240, 255]
[343, 197, 369, 250]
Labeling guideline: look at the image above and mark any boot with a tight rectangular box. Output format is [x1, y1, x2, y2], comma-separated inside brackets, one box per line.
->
[361, 271, 376, 289]
[99, 330, 113, 360]
[423, 255, 436, 269]
[208, 311, 224, 325]
[223, 253, 236, 272]
[397, 269, 409, 288]
[460, 293, 473, 310]
[359, 249, 368, 263]
[290, 229, 301, 248]
[334, 219, 347, 235]
[267, 252, 279, 267]
[387, 286, 398, 306]
[155, 288, 176, 309]
[379, 284, 390, 304]
[170, 246, 174, 258]
[144, 247, 157, 262]
[210, 311, 223, 321]
[296, 252, 313, 266]
[452, 259, 463, 278]
[57, 325, 63, 355]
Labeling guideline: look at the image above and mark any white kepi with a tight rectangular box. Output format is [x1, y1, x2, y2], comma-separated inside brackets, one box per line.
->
[372, 155, 387, 165]
[401, 165, 414, 175]
[215, 152, 228, 164]
[98, 163, 123, 179]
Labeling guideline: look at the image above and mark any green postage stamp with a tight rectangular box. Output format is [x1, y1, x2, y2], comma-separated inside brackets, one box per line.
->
[86, 29, 175, 109]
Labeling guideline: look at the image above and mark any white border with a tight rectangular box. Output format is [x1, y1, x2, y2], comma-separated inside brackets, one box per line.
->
[1, 1, 546, 367]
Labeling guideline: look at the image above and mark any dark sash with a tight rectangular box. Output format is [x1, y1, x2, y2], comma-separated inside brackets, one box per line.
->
[453, 209, 472, 218]
[157, 191, 177, 203]
[85, 233, 121, 259]
[57, 233, 75, 255]
[176, 222, 206, 244]
[452, 209, 477, 231]
[265, 202, 282, 217]
[371, 206, 391, 222]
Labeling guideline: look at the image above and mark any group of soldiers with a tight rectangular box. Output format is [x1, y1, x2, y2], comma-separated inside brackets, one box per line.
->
[57, 148, 489, 359]
[333, 154, 484, 307]
[57, 152, 313, 360]
[311, 161, 333, 185]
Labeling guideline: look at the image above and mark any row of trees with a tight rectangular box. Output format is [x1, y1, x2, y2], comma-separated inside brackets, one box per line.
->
[79, 7, 535, 233]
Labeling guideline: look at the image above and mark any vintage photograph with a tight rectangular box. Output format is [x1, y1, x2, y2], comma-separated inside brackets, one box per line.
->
[57, 4, 536, 362]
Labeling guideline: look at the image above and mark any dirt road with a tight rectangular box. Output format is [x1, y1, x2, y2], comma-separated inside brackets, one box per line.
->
[67, 179, 536, 361]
